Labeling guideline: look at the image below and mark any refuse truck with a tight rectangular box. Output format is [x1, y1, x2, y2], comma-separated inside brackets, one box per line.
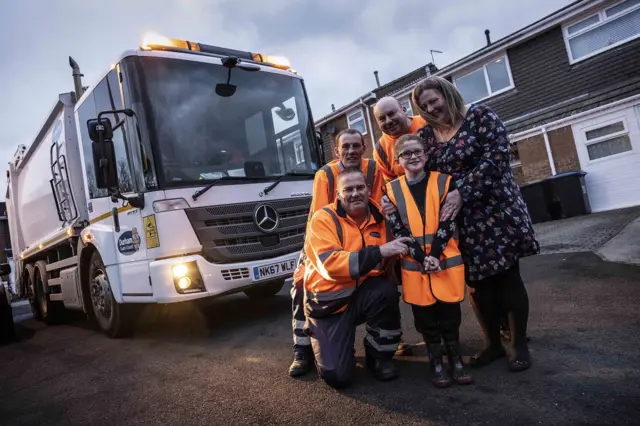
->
[5, 34, 325, 338]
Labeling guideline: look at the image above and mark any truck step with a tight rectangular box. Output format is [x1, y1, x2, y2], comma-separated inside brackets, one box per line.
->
[47, 277, 63, 287]
[49, 294, 64, 302]
[46, 257, 78, 272]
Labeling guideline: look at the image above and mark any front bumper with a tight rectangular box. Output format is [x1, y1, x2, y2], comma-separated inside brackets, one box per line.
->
[149, 251, 300, 303]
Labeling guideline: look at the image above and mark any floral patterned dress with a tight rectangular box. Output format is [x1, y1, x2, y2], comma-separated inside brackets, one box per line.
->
[418, 104, 540, 283]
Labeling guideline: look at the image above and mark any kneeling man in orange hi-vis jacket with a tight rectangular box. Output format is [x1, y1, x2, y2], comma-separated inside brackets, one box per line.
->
[288, 129, 384, 377]
[302, 169, 413, 389]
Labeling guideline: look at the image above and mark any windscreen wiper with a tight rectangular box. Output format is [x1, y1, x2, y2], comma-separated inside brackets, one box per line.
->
[192, 176, 251, 201]
[263, 172, 315, 195]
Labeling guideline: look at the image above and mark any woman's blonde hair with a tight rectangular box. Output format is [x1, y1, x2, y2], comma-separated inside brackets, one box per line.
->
[411, 76, 466, 129]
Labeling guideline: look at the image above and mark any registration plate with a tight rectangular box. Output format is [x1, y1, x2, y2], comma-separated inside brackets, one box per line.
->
[252, 259, 296, 281]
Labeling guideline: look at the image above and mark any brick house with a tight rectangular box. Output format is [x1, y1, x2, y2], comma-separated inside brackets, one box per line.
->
[314, 0, 640, 213]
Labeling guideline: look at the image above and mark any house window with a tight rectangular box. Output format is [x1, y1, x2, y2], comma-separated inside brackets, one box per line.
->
[399, 98, 414, 116]
[563, 0, 640, 63]
[347, 109, 367, 135]
[584, 119, 633, 161]
[453, 56, 514, 103]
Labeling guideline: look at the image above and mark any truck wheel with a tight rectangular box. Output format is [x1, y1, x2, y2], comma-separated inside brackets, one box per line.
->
[0, 285, 16, 344]
[24, 264, 42, 321]
[243, 279, 285, 299]
[34, 261, 67, 325]
[87, 251, 134, 338]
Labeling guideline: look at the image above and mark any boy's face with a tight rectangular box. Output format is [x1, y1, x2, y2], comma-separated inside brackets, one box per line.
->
[397, 139, 427, 174]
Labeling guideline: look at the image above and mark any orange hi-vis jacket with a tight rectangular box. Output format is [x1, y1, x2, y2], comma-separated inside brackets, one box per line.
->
[373, 116, 427, 182]
[384, 172, 465, 306]
[292, 158, 384, 286]
[303, 199, 390, 318]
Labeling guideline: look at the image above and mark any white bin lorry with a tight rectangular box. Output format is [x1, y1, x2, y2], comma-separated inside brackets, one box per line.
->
[5, 34, 325, 337]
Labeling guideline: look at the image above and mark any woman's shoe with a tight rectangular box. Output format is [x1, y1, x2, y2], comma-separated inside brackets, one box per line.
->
[445, 343, 474, 385]
[508, 344, 532, 372]
[469, 345, 506, 368]
[427, 343, 452, 388]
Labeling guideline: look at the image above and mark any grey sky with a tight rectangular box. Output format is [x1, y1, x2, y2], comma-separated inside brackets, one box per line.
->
[0, 0, 573, 194]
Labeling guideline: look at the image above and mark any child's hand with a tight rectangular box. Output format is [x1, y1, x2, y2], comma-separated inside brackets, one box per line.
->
[423, 256, 441, 273]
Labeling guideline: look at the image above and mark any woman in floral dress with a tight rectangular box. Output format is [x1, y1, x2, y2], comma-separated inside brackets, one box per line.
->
[397, 76, 539, 371]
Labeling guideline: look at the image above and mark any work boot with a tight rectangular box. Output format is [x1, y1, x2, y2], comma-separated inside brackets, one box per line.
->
[289, 346, 313, 377]
[427, 343, 452, 388]
[365, 355, 398, 381]
[445, 343, 473, 385]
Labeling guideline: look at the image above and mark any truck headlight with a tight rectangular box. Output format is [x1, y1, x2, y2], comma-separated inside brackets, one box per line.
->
[171, 261, 205, 294]
[153, 198, 190, 213]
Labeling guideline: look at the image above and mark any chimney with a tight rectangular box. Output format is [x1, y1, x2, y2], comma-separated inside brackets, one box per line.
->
[485, 29, 491, 46]
[373, 70, 380, 88]
[331, 104, 335, 112]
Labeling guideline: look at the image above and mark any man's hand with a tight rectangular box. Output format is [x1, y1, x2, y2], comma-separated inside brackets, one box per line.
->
[440, 189, 462, 221]
[381, 195, 398, 216]
[380, 237, 412, 258]
[423, 256, 441, 273]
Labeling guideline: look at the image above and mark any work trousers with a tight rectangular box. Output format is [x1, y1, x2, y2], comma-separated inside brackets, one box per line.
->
[412, 302, 462, 345]
[290, 277, 310, 349]
[306, 277, 402, 389]
[468, 260, 529, 349]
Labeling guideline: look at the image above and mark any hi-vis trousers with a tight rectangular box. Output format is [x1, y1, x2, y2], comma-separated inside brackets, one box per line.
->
[305, 276, 402, 389]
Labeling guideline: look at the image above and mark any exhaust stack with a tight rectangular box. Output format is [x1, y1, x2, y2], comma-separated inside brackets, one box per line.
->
[69, 56, 85, 100]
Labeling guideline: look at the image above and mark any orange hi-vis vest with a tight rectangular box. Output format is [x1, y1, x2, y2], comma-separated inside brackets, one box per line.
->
[309, 158, 385, 218]
[374, 116, 426, 182]
[303, 199, 390, 318]
[292, 159, 384, 286]
[384, 172, 465, 306]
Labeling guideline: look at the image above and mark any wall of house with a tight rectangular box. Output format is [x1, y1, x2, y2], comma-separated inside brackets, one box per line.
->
[517, 134, 552, 183]
[485, 25, 640, 133]
[548, 126, 580, 174]
[318, 108, 377, 163]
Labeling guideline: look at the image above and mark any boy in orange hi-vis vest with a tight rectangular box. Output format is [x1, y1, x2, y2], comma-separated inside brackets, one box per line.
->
[382, 134, 473, 388]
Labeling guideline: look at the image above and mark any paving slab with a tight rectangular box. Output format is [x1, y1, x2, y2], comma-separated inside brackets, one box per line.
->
[533, 206, 640, 254]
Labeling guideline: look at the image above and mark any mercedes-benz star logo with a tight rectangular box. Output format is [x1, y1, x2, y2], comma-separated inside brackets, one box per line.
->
[254, 204, 279, 233]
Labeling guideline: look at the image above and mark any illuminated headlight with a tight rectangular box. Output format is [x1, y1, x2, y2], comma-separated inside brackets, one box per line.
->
[153, 198, 190, 213]
[171, 261, 205, 294]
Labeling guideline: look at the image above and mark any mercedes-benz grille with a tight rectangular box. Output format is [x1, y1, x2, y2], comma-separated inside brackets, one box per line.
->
[185, 197, 311, 264]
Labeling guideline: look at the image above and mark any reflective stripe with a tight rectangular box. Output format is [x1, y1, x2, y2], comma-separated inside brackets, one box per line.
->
[319, 249, 341, 263]
[365, 334, 399, 353]
[366, 325, 402, 339]
[294, 335, 311, 345]
[308, 286, 356, 302]
[375, 142, 391, 171]
[401, 255, 464, 271]
[366, 159, 376, 189]
[322, 207, 343, 245]
[348, 252, 360, 279]
[390, 179, 410, 227]
[293, 319, 306, 330]
[416, 234, 434, 246]
[321, 165, 335, 202]
[437, 173, 449, 202]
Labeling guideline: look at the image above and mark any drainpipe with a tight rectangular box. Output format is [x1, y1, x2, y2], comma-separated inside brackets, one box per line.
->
[542, 127, 557, 176]
[360, 95, 376, 149]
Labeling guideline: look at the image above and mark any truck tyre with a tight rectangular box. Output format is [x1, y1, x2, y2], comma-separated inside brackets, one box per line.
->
[24, 264, 43, 321]
[0, 285, 16, 344]
[243, 279, 285, 300]
[34, 261, 67, 325]
[87, 251, 134, 338]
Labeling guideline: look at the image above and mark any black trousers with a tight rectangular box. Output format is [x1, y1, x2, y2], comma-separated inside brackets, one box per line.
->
[306, 276, 402, 389]
[290, 278, 310, 349]
[412, 302, 462, 346]
[468, 260, 529, 349]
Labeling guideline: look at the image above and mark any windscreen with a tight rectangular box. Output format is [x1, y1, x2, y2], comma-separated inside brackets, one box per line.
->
[136, 56, 318, 185]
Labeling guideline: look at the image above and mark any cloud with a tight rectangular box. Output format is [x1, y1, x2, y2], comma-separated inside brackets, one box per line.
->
[0, 0, 573, 196]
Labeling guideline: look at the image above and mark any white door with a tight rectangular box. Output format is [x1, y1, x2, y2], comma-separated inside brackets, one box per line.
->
[572, 105, 640, 212]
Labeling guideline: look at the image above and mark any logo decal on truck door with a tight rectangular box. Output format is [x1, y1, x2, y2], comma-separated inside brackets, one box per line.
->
[118, 228, 141, 255]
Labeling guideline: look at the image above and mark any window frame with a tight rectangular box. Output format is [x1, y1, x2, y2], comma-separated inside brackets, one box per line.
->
[562, 0, 640, 64]
[452, 54, 515, 104]
[582, 116, 634, 163]
[399, 97, 414, 116]
[346, 108, 367, 135]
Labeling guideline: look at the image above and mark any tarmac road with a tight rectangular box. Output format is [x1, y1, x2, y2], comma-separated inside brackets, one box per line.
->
[1, 252, 639, 425]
